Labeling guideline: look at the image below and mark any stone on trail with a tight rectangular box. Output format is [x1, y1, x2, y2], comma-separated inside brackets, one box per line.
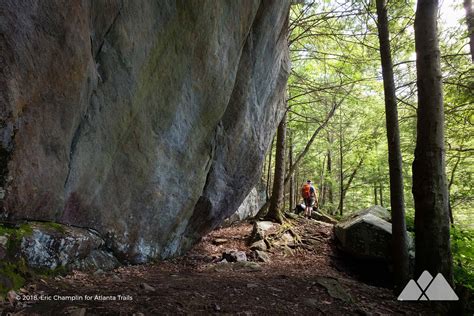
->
[213, 238, 228, 245]
[254, 250, 271, 263]
[140, 283, 156, 292]
[233, 261, 262, 272]
[7, 290, 17, 304]
[284, 212, 299, 220]
[250, 221, 279, 242]
[315, 277, 353, 303]
[211, 261, 261, 272]
[303, 298, 320, 308]
[276, 232, 294, 245]
[249, 240, 267, 251]
[66, 307, 87, 316]
[311, 211, 338, 225]
[222, 250, 247, 262]
[282, 245, 294, 257]
[313, 220, 334, 228]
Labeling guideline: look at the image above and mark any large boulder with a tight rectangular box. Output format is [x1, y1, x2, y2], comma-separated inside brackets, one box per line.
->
[334, 206, 411, 261]
[0, 1, 290, 263]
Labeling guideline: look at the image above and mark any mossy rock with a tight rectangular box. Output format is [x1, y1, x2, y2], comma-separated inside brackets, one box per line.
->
[0, 261, 26, 296]
[0, 221, 120, 297]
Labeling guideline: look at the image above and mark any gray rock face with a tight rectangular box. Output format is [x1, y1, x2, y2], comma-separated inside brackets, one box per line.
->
[334, 206, 412, 261]
[0, 1, 290, 262]
[225, 188, 261, 225]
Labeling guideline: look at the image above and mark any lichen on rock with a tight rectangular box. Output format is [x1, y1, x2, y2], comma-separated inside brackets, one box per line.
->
[0, 221, 119, 295]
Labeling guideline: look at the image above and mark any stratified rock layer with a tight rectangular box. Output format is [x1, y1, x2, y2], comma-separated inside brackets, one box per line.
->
[0, 1, 290, 263]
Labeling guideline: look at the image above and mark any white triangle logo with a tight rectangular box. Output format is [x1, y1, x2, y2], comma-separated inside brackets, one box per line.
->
[397, 271, 458, 301]
[425, 273, 459, 301]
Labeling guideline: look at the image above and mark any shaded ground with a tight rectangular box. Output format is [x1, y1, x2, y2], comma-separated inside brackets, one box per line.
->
[1, 218, 435, 315]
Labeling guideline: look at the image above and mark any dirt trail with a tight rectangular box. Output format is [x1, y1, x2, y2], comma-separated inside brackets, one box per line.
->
[1, 218, 432, 315]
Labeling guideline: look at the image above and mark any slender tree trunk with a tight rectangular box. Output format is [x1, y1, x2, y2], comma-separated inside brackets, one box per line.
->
[374, 184, 378, 205]
[337, 157, 364, 213]
[295, 168, 299, 206]
[339, 107, 344, 216]
[465, 0, 474, 62]
[289, 131, 294, 212]
[319, 155, 326, 208]
[413, 0, 454, 284]
[379, 182, 384, 207]
[376, 0, 409, 290]
[447, 154, 461, 224]
[327, 139, 334, 209]
[266, 112, 287, 223]
[266, 137, 275, 201]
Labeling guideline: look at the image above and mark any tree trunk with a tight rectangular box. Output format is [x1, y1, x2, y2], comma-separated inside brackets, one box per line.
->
[447, 154, 461, 225]
[379, 182, 383, 207]
[295, 168, 299, 206]
[339, 107, 344, 216]
[266, 137, 275, 201]
[337, 157, 363, 214]
[327, 139, 334, 208]
[376, 0, 409, 291]
[265, 112, 287, 223]
[374, 184, 378, 205]
[465, 0, 474, 62]
[413, 0, 453, 284]
[289, 131, 294, 212]
[319, 155, 326, 208]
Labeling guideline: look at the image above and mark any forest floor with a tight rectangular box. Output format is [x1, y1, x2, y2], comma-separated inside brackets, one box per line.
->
[2, 217, 436, 315]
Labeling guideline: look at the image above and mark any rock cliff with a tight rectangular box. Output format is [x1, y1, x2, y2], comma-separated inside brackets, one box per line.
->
[0, 1, 290, 263]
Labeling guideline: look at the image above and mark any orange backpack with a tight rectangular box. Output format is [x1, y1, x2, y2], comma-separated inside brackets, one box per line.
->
[301, 184, 312, 199]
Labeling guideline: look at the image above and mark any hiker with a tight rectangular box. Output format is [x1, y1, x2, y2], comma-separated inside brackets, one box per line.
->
[301, 180, 317, 218]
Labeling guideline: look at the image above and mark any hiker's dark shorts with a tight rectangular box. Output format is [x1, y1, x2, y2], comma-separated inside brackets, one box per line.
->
[304, 198, 315, 207]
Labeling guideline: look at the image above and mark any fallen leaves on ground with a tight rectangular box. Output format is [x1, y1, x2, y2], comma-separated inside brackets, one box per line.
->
[1, 218, 433, 315]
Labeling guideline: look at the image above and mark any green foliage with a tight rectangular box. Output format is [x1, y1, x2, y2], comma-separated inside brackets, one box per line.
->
[0, 262, 26, 296]
[404, 211, 414, 232]
[274, 0, 474, 291]
[452, 228, 474, 291]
